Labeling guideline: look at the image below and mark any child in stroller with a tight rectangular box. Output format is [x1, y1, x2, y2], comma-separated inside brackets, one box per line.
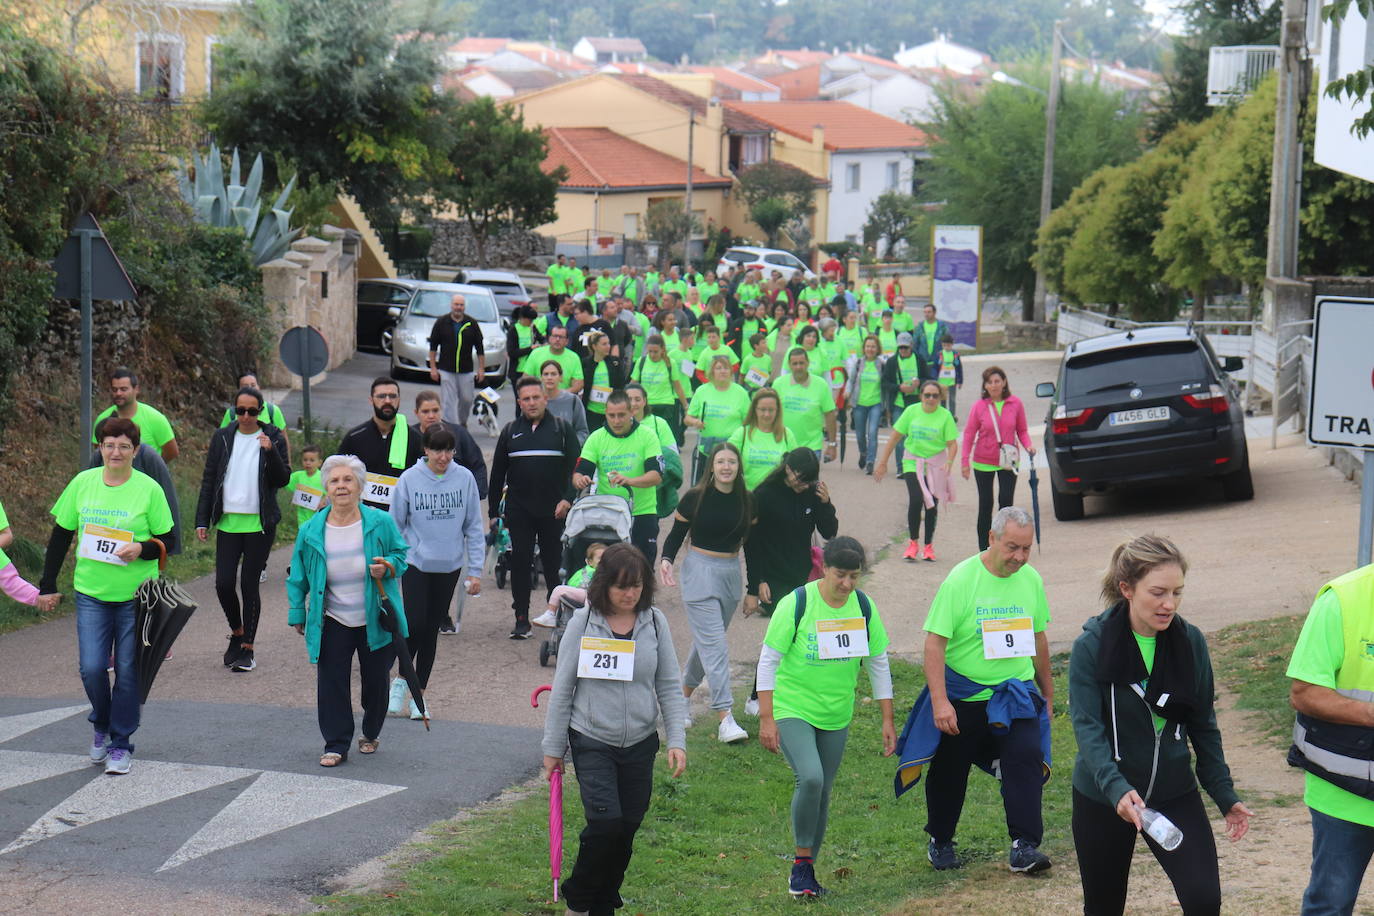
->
[537, 493, 632, 667]
[530, 541, 605, 628]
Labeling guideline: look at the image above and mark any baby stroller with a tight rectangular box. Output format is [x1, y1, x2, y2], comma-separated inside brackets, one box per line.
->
[538, 492, 632, 667]
[490, 489, 540, 591]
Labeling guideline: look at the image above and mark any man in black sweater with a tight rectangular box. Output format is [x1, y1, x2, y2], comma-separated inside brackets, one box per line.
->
[488, 376, 581, 639]
[336, 377, 423, 510]
[427, 292, 485, 428]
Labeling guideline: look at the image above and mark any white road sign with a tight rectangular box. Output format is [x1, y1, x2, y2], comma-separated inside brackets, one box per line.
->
[1308, 296, 1374, 449]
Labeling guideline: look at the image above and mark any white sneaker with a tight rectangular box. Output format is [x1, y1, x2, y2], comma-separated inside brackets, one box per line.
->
[717, 713, 748, 744]
[259, 568, 268, 584]
[410, 698, 426, 720]
[744, 697, 760, 717]
[531, 609, 558, 628]
[387, 677, 407, 716]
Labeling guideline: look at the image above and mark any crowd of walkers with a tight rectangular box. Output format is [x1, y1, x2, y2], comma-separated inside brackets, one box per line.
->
[15, 258, 1367, 916]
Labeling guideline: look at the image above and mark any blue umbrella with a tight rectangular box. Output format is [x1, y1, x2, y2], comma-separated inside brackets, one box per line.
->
[1028, 464, 1043, 552]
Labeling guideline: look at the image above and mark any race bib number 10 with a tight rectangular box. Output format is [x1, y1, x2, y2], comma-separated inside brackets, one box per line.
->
[78, 523, 133, 566]
[815, 617, 869, 659]
[365, 473, 398, 507]
[577, 637, 635, 681]
[981, 616, 1035, 660]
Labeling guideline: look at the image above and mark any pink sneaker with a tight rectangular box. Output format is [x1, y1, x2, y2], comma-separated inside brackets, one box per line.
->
[903, 540, 919, 561]
[923, 544, 936, 562]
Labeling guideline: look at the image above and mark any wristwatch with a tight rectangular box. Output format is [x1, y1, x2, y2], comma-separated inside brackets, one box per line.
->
[825, 440, 838, 447]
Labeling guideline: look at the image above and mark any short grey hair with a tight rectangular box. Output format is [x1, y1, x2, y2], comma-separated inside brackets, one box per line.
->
[818, 317, 837, 332]
[990, 506, 1033, 537]
[321, 454, 366, 489]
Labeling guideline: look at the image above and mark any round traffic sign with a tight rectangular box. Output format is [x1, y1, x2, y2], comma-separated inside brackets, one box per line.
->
[278, 326, 330, 378]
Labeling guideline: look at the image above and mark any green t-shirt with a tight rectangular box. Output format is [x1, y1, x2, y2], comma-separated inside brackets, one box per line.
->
[697, 281, 720, 302]
[799, 286, 824, 304]
[922, 554, 1050, 700]
[741, 318, 761, 343]
[877, 328, 898, 355]
[633, 355, 683, 405]
[695, 343, 739, 378]
[217, 511, 262, 534]
[837, 326, 865, 359]
[820, 282, 838, 302]
[644, 414, 678, 454]
[287, 469, 325, 525]
[523, 346, 583, 388]
[764, 580, 891, 731]
[740, 352, 773, 390]
[923, 320, 940, 353]
[801, 345, 829, 379]
[662, 279, 689, 301]
[1133, 631, 1166, 733]
[628, 311, 651, 359]
[659, 328, 681, 355]
[892, 312, 916, 333]
[546, 263, 566, 295]
[819, 337, 847, 376]
[0, 500, 10, 566]
[586, 360, 613, 415]
[644, 271, 661, 292]
[936, 348, 959, 387]
[92, 402, 176, 450]
[688, 383, 751, 448]
[567, 267, 586, 296]
[51, 467, 174, 603]
[220, 403, 287, 430]
[773, 374, 833, 450]
[736, 283, 762, 305]
[856, 359, 883, 407]
[894, 404, 958, 465]
[579, 423, 661, 517]
[1287, 589, 1374, 827]
[727, 426, 797, 490]
[568, 563, 595, 588]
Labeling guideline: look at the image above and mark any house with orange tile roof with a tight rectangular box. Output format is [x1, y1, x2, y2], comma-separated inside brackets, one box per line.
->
[572, 36, 647, 65]
[724, 100, 927, 243]
[682, 66, 781, 101]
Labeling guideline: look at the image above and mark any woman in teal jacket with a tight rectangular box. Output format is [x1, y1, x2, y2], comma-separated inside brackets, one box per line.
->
[288, 454, 409, 767]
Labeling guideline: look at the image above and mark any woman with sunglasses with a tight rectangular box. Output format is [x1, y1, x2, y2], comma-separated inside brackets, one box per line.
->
[194, 385, 291, 672]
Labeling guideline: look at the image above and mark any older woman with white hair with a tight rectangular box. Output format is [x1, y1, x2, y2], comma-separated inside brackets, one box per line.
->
[287, 454, 409, 767]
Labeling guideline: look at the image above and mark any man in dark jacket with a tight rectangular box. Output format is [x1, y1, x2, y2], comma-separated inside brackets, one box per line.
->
[427, 292, 485, 428]
[337, 377, 424, 510]
[194, 386, 291, 672]
[488, 375, 580, 639]
[914, 302, 952, 381]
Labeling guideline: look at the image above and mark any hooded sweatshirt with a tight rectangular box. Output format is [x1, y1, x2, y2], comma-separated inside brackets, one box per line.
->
[389, 458, 484, 574]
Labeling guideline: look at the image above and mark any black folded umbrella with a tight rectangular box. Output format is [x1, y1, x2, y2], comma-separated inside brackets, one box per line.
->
[838, 407, 848, 465]
[134, 540, 197, 703]
[1029, 465, 1043, 553]
[374, 563, 428, 730]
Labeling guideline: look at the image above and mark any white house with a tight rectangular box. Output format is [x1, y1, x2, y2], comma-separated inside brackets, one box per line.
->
[894, 35, 990, 75]
[572, 36, 647, 65]
[1313, 0, 1374, 182]
[821, 70, 938, 123]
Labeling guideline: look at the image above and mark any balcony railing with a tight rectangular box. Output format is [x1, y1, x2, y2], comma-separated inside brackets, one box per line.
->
[1207, 45, 1279, 105]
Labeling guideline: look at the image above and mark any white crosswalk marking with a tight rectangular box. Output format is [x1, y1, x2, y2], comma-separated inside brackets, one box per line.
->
[158, 770, 404, 871]
[0, 705, 86, 744]
[0, 750, 91, 793]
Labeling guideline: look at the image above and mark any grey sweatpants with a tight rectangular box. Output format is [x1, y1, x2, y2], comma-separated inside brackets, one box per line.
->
[681, 551, 743, 711]
[440, 369, 476, 426]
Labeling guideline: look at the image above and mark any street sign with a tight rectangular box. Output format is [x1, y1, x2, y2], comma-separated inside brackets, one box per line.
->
[278, 326, 329, 445]
[1308, 297, 1374, 450]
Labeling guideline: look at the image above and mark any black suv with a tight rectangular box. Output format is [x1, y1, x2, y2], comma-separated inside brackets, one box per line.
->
[1035, 326, 1253, 520]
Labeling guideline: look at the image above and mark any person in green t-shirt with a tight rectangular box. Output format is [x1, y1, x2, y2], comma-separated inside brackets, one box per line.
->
[632, 334, 689, 445]
[934, 332, 964, 419]
[1069, 534, 1250, 912]
[288, 444, 327, 526]
[844, 336, 885, 473]
[890, 296, 916, 333]
[37, 415, 175, 775]
[773, 349, 837, 460]
[530, 540, 607, 628]
[794, 325, 829, 379]
[566, 257, 586, 301]
[573, 391, 665, 561]
[219, 373, 288, 431]
[661, 267, 689, 304]
[726, 388, 798, 489]
[669, 327, 699, 393]
[93, 367, 179, 462]
[522, 326, 584, 392]
[697, 270, 721, 303]
[545, 254, 568, 308]
[693, 324, 739, 383]
[757, 536, 895, 898]
[919, 506, 1052, 873]
[644, 267, 662, 299]
[685, 356, 751, 478]
[874, 381, 958, 561]
[739, 333, 774, 392]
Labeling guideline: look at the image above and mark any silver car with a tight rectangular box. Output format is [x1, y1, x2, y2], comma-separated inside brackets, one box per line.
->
[390, 282, 509, 383]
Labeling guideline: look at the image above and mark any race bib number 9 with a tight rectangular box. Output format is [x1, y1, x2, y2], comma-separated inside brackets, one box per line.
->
[815, 617, 869, 660]
[744, 367, 769, 389]
[365, 473, 398, 507]
[577, 637, 635, 681]
[292, 485, 323, 512]
[79, 523, 133, 566]
[982, 616, 1034, 660]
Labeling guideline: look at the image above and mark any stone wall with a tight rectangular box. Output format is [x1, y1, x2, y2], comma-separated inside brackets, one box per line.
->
[429, 219, 553, 269]
[1004, 321, 1057, 350]
[260, 227, 357, 390]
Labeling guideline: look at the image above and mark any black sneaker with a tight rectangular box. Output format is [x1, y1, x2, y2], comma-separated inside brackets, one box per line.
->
[1008, 839, 1051, 874]
[927, 839, 963, 870]
[788, 860, 822, 898]
[223, 634, 243, 667]
[509, 620, 533, 640]
[439, 617, 457, 635]
[230, 649, 256, 672]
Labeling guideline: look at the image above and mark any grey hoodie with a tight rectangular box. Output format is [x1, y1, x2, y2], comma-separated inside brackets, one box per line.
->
[389, 458, 484, 574]
[541, 605, 687, 757]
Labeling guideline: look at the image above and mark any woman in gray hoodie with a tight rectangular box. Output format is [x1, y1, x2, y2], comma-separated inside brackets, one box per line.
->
[388, 426, 485, 719]
[541, 543, 687, 916]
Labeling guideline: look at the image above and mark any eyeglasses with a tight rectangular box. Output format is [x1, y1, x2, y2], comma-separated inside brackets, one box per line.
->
[234, 406, 261, 416]
[922, 392, 942, 399]
[100, 441, 135, 452]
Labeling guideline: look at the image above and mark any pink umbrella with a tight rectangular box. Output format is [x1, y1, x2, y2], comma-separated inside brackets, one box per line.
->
[531, 684, 563, 902]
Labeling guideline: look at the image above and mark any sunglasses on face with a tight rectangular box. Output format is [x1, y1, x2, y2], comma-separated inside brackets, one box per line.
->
[922, 392, 941, 399]
[235, 406, 261, 416]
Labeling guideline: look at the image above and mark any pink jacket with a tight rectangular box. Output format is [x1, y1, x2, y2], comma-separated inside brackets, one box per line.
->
[910, 456, 957, 508]
[961, 395, 1032, 471]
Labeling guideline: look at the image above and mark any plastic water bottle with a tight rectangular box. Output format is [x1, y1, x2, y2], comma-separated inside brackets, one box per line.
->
[1139, 807, 1183, 851]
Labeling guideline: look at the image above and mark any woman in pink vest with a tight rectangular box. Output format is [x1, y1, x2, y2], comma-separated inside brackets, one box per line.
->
[960, 366, 1036, 550]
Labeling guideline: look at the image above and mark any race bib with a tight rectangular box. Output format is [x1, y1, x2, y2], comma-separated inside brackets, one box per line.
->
[478, 386, 501, 404]
[815, 617, 869, 659]
[982, 616, 1035, 659]
[78, 523, 133, 566]
[744, 367, 769, 389]
[365, 473, 398, 507]
[939, 364, 956, 381]
[292, 485, 323, 512]
[590, 386, 611, 404]
[577, 637, 635, 681]
[680, 359, 697, 377]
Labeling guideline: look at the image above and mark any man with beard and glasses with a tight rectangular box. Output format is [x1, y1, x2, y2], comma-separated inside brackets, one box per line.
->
[336, 377, 423, 511]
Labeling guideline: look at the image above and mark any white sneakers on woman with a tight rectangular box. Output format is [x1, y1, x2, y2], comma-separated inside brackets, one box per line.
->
[717, 713, 748, 744]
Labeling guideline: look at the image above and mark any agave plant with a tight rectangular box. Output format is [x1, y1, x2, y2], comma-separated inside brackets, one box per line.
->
[178, 143, 301, 265]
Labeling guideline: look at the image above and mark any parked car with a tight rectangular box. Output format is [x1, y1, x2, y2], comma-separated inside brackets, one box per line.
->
[1035, 325, 1252, 521]
[717, 246, 817, 283]
[356, 278, 418, 355]
[389, 282, 510, 384]
[455, 268, 534, 321]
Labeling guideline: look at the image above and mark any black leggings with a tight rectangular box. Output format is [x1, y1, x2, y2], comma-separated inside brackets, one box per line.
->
[650, 403, 684, 447]
[399, 567, 462, 690]
[973, 468, 1017, 550]
[1072, 787, 1220, 916]
[214, 527, 274, 646]
[903, 475, 939, 543]
[631, 514, 659, 565]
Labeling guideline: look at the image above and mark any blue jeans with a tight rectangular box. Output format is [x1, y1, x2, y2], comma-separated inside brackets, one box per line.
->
[1303, 808, 1374, 915]
[75, 592, 140, 752]
[852, 402, 881, 469]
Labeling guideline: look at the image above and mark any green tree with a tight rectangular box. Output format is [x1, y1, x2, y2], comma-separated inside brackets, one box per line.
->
[1322, 0, 1374, 137]
[735, 161, 816, 248]
[861, 191, 922, 259]
[643, 200, 701, 267]
[199, 0, 455, 227]
[749, 198, 791, 248]
[918, 75, 1145, 316]
[430, 97, 565, 267]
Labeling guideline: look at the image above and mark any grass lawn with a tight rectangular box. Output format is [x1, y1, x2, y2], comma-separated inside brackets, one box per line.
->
[323, 656, 1077, 915]
[1207, 613, 1306, 745]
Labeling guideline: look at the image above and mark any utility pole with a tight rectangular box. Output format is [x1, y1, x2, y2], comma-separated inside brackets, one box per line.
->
[1030, 21, 1063, 324]
[684, 113, 695, 267]
[1265, 0, 1309, 282]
